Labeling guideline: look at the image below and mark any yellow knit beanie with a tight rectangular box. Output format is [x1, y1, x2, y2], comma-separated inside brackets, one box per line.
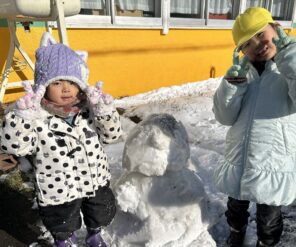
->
[232, 7, 275, 47]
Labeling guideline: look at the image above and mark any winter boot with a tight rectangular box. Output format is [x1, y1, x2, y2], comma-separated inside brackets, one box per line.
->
[226, 226, 247, 247]
[256, 240, 273, 247]
[85, 228, 108, 247]
[54, 232, 77, 247]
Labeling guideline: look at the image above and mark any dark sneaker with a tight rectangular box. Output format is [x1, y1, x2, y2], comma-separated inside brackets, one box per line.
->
[85, 230, 107, 247]
[226, 226, 247, 247]
[54, 232, 77, 247]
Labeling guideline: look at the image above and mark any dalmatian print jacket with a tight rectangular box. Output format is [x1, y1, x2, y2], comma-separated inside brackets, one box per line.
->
[0, 107, 122, 207]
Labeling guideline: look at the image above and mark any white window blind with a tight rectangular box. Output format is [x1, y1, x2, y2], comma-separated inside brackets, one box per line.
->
[170, 0, 201, 14]
[80, 0, 105, 9]
[115, 0, 155, 12]
[209, 0, 233, 14]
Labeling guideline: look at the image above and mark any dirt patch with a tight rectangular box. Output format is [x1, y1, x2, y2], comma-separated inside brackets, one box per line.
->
[0, 182, 41, 246]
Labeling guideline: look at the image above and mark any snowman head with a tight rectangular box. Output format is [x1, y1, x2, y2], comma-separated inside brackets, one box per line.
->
[123, 114, 190, 176]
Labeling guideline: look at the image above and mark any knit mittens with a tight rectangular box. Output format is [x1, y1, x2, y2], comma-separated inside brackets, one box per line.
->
[86, 81, 114, 116]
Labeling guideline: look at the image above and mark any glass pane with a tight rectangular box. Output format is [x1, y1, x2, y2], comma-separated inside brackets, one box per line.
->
[246, 0, 293, 20]
[80, 0, 108, 15]
[209, 0, 234, 19]
[246, 0, 267, 8]
[271, 0, 292, 20]
[115, 0, 156, 17]
[170, 0, 202, 18]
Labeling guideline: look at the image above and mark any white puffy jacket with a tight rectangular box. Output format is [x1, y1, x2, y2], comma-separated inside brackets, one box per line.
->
[1, 106, 121, 206]
[213, 43, 296, 206]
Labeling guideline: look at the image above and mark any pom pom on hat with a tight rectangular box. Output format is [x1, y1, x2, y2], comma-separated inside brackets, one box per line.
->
[232, 7, 275, 48]
[34, 32, 89, 96]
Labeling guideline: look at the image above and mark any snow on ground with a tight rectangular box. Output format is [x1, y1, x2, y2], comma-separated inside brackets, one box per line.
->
[27, 77, 296, 246]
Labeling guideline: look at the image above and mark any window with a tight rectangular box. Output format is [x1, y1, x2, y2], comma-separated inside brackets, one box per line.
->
[80, 0, 109, 15]
[206, 0, 241, 27]
[112, 0, 161, 27]
[169, 0, 237, 19]
[209, 0, 234, 19]
[63, 0, 296, 30]
[79, 0, 161, 19]
[246, 0, 294, 20]
[115, 0, 159, 17]
[170, 0, 202, 18]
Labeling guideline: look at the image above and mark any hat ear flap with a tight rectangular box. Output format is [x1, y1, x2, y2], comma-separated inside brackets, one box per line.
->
[40, 32, 57, 47]
[76, 51, 88, 62]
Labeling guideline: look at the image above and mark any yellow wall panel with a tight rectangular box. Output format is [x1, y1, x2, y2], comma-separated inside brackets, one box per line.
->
[2, 26, 294, 102]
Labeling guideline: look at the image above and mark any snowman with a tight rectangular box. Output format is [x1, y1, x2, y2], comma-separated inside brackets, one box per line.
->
[111, 113, 216, 247]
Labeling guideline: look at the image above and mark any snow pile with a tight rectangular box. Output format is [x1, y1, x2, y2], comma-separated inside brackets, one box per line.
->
[110, 114, 216, 247]
[9, 77, 296, 247]
[115, 78, 222, 109]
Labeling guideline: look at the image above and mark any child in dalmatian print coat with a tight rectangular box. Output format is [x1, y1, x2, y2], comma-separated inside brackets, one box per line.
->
[0, 32, 122, 247]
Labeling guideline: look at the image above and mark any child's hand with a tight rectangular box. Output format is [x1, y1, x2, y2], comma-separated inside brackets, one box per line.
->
[86, 81, 114, 116]
[15, 81, 45, 119]
[86, 81, 114, 105]
[273, 26, 296, 52]
[225, 48, 249, 84]
[0, 153, 17, 172]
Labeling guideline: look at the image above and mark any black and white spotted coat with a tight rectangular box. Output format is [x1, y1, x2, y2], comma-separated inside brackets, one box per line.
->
[0, 106, 121, 207]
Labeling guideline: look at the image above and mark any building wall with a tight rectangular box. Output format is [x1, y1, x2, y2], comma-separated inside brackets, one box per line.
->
[1, 25, 296, 103]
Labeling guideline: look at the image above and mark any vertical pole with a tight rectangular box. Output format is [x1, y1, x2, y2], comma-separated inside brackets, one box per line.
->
[54, 0, 69, 45]
[110, 0, 115, 24]
[0, 20, 16, 103]
[162, 0, 170, 35]
[204, 0, 209, 26]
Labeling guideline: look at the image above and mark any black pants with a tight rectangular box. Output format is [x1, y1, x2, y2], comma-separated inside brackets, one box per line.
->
[38, 185, 116, 240]
[226, 197, 283, 246]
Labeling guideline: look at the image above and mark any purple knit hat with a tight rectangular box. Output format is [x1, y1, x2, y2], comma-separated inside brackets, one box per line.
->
[34, 32, 89, 95]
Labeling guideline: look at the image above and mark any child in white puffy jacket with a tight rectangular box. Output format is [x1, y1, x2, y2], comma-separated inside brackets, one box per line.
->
[0, 32, 122, 247]
[213, 7, 296, 247]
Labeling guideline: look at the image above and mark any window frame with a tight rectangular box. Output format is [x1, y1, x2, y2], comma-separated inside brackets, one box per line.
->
[54, 0, 296, 32]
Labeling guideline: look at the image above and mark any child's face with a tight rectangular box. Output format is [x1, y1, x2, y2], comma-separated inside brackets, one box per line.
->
[240, 24, 278, 62]
[46, 80, 80, 106]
